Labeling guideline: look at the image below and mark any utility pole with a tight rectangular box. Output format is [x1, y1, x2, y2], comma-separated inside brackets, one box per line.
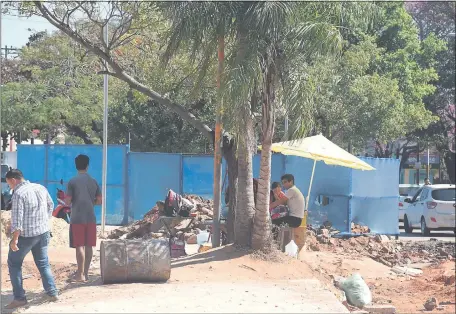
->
[427, 142, 430, 180]
[0, 1, 3, 148]
[212, 33, 224, 248]
[101, 22, 109, 235]
[416, 142, 420, 185]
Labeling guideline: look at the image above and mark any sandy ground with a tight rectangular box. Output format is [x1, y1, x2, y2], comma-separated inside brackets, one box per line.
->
[1, 244, 348, 313]
[2, 233, 454, 313]
[303, 251, 456, 313]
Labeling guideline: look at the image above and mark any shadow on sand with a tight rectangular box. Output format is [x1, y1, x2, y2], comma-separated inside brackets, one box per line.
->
[171, 244, 249, 269]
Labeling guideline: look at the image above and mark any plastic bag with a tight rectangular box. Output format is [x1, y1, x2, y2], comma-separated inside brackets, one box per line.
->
[285, 240, 298, 258]
[339, 273, 372, 308]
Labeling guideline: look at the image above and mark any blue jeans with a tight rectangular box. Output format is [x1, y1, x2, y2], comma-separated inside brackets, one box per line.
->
[7, 231, 58, 301]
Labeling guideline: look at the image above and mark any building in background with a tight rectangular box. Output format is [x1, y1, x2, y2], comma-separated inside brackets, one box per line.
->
[401, 152, 440, 184]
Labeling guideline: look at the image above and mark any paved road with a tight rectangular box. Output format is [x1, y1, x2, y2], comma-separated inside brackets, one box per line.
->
[398, 222, 455, 242]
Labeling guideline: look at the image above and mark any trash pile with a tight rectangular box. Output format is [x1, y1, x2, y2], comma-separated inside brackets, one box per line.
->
[306, 229, 455, 267]
[107, 194, 217, 244]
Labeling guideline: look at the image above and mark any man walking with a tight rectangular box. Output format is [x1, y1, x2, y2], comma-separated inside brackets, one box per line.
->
[66, 154, 101, 282]
[5, 169, 58, 310]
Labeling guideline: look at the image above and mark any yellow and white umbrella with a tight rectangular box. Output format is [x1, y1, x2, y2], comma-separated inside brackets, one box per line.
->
[260, 134, 375, 212]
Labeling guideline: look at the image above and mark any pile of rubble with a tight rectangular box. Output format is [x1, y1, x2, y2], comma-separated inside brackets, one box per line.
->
[306, 228, 455, 267]
[106, 194, 216, 244]
[1, 210, 70, 247]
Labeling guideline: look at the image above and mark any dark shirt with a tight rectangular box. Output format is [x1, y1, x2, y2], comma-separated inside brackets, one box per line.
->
[67, 173, 101, 224]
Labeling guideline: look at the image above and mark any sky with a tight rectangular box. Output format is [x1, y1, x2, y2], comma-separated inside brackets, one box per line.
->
[1, 13, 56, 48]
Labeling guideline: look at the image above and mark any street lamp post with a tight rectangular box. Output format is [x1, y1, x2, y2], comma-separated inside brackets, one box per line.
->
[0, 1, 3, 148]
[101, 23, 109, 235]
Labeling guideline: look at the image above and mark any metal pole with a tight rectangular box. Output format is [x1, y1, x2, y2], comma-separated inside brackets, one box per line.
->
[101, 23, 109, 235]
[212, 35, 224, 248]
[427, 143, 430, 180]
[0, 1, 2, 151]
[416, 143, 420, 185]
[306, 159, 317, 211]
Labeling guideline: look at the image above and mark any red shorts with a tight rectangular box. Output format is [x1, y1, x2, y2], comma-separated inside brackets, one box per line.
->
[69, 223, 97, 248]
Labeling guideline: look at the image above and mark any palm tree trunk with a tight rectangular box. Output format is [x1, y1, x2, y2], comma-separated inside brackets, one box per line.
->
[251, 62, 275, 250]
[252, 140, 273, 250]
[222, 140, 238, 244]
[235, 106, 256, 247]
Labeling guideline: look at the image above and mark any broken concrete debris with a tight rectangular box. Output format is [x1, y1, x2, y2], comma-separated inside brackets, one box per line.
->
[305, 229, 455, 267]
[107, 194, 217, 243]
[363, 304, 397, 314]
[390, 266, 423, 277]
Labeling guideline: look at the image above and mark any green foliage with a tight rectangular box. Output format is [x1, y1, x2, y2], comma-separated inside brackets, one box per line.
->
[284, 2, 442, 152]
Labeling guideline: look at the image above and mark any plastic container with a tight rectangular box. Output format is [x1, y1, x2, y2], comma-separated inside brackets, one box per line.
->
[285, 240, 298, 258]
[197, 231, 210, 245]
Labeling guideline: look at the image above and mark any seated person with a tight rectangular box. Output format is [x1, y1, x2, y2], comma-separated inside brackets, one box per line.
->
[270, 181, 286, 207]
[269, 174, 305, 228]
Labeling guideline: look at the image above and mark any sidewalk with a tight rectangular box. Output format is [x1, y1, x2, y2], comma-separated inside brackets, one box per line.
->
[18, 280, 348, 313]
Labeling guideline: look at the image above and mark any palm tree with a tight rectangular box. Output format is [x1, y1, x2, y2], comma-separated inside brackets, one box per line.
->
[158, 1, 378, 249]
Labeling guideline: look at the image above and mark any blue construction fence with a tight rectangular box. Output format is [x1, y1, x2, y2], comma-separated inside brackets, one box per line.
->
[17, 144, 400, 235]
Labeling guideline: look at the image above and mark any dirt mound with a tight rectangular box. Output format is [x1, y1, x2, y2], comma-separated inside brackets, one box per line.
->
[1, 210, 12, 246]
[171, 244, 314, 283]
[369, 261, 456, 313]
[49, 217, 70, 247]
[1, 211, 69, 247]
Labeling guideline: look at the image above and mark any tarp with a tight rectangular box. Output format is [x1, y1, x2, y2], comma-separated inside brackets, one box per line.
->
[263, 134, 375, 171]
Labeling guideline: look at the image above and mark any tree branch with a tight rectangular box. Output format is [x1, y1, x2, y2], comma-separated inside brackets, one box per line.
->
[33, 1, 214, 142]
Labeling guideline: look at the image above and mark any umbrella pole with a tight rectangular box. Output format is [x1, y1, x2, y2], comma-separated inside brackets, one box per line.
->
[306, 159, 317, 211]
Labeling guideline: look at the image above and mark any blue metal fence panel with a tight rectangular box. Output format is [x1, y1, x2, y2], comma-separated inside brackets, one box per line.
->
[348, 157, 400, 235]
[181, 153, 286, 202]
[284, 156, 351, 213]
[17, 144, 128, 226]
[128, 153, 181, 220]
[17, 145, 400, 232]
[182, 155, 227, 201]
[310, 195, 350, 232]
[350, 157, 400, 198]
[252, 154, 286, 183]
[17, 145, 46, 182]
[46, 145, 126, 185]
[349, 196, 399, 235]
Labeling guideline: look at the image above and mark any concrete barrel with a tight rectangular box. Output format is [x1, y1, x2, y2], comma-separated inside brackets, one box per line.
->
[100, 239, 171, 284]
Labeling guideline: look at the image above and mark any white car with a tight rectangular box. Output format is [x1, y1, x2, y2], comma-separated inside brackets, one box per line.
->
[398, 195, 410, 222]
[398, 184, 420, 222]
[403, 184, 456, 235]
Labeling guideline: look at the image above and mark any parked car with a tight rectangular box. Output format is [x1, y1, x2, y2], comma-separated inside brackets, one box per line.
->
[403, 184, 456, 235]
[398, 184, 420, 222]
[398, 195, 410, 222]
